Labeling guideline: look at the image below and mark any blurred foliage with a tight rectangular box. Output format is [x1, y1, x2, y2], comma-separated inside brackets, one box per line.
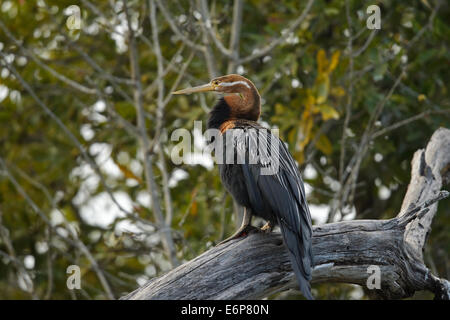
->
[0, 0, 448, 300]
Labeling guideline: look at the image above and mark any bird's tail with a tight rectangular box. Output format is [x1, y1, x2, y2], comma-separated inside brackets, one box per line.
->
[278, 218, 314, 300]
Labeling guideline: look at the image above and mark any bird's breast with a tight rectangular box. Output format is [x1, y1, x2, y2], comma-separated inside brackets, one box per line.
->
[218, 163, 251, 207]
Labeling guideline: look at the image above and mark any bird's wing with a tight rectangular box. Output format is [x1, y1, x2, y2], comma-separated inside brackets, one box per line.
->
[226, 126, 314, 299]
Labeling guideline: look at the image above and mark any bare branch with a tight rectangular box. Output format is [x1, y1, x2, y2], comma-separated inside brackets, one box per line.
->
[0, 158, 115, 299]
[126, 0, 179, 267]
[0, 209, 37, 299]
[372, 109, 450, 139]
[227, 0, 244, 73]
[155, 0, 206, 52]
[0, 51, 149, 227]
[0, 20, 96, 95]
[198, 0, 233, 58]
[195, 0, 219, 78]
[238, 0, 314, 64]
[143, 44, 185, 99]
[338, 0, 354, 212]
[351, 29, 378, 58]
[351, 1, 439, 82]
[82, 78, 140, 138]
[332, 69, 405, 219]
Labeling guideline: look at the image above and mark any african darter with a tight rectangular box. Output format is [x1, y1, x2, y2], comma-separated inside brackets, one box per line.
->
[173, 74, 314, 300]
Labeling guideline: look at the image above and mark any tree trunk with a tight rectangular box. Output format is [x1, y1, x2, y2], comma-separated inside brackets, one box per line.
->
[121, 128, 450, 300]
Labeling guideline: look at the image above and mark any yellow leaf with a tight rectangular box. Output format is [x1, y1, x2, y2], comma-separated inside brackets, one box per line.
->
[299, 112, 313, 149]
[331, 86, 346, 97]
[311, 104, 321, 114]
[316, 49, 328, 74]
[318, 104, 339, 121]
[315, 76, 330, 104]
[328, 51, 341, 72]
[288, 127, 297, 144]
[417, 94, 426, 102]
[294, 150, 305, 165]
[304, 90, 316, 109]
[316, 134, 333, 155]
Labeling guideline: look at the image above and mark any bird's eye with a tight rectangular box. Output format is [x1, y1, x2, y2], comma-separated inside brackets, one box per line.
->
[212, 80, 220, 85]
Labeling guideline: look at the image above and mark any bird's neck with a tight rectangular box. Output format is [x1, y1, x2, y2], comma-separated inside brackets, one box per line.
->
[207, 98, 231, 130]
[207, 86, 261, 130]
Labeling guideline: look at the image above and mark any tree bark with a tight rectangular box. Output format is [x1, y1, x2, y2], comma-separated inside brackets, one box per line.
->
[122, 128, 450, 300]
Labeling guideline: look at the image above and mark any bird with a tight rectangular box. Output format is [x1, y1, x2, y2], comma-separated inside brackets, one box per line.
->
[173, 74, 314, 300]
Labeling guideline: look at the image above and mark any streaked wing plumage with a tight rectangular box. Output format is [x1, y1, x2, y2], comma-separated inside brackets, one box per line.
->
[221, 123, 314, 299]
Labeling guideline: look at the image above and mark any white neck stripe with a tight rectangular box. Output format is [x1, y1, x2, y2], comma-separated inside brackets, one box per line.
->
[219, 81, 251, 89]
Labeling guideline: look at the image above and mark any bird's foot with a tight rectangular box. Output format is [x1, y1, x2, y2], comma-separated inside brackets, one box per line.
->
[260, 221, 274, 233]
[217, 225, 259, 246]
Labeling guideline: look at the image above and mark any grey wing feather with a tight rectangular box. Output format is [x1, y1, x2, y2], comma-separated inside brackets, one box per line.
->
[232, 127, 314, 299]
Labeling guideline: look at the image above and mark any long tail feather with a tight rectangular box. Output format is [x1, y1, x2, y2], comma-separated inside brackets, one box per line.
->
[278, 218, 314, 300]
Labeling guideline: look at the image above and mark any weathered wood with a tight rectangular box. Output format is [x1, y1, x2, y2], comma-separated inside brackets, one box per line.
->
[122, 128, 450, 300]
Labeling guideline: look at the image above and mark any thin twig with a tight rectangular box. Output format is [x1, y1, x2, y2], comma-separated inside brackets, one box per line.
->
[339, 0, 354, 188]
[0, 52, 148, 226]
[196, 0, 218, 78]
[155, 0, 206, 52]
[238, 0, 314, 64]
[227, 0, 243, 74]
[351, 29, 378, 58]
[345, 69, 405, 206]
[0, 20, 96, 95]
[128, 0, 179, 267]
[199, 0, 233, 58]
[0, 209, 38, 299]
[372, 109, 450, 139]
[0, 158, 115, 299]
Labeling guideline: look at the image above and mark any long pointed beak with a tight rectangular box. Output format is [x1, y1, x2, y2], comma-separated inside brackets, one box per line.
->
[172, 83, 216, 95]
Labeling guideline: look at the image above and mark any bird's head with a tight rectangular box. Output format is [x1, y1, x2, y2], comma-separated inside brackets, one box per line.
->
[172, 74, 255, 95]
[173, 74, 261, 121]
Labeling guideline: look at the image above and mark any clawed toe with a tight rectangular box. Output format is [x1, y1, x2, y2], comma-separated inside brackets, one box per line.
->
[260, 221, 274, 233]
